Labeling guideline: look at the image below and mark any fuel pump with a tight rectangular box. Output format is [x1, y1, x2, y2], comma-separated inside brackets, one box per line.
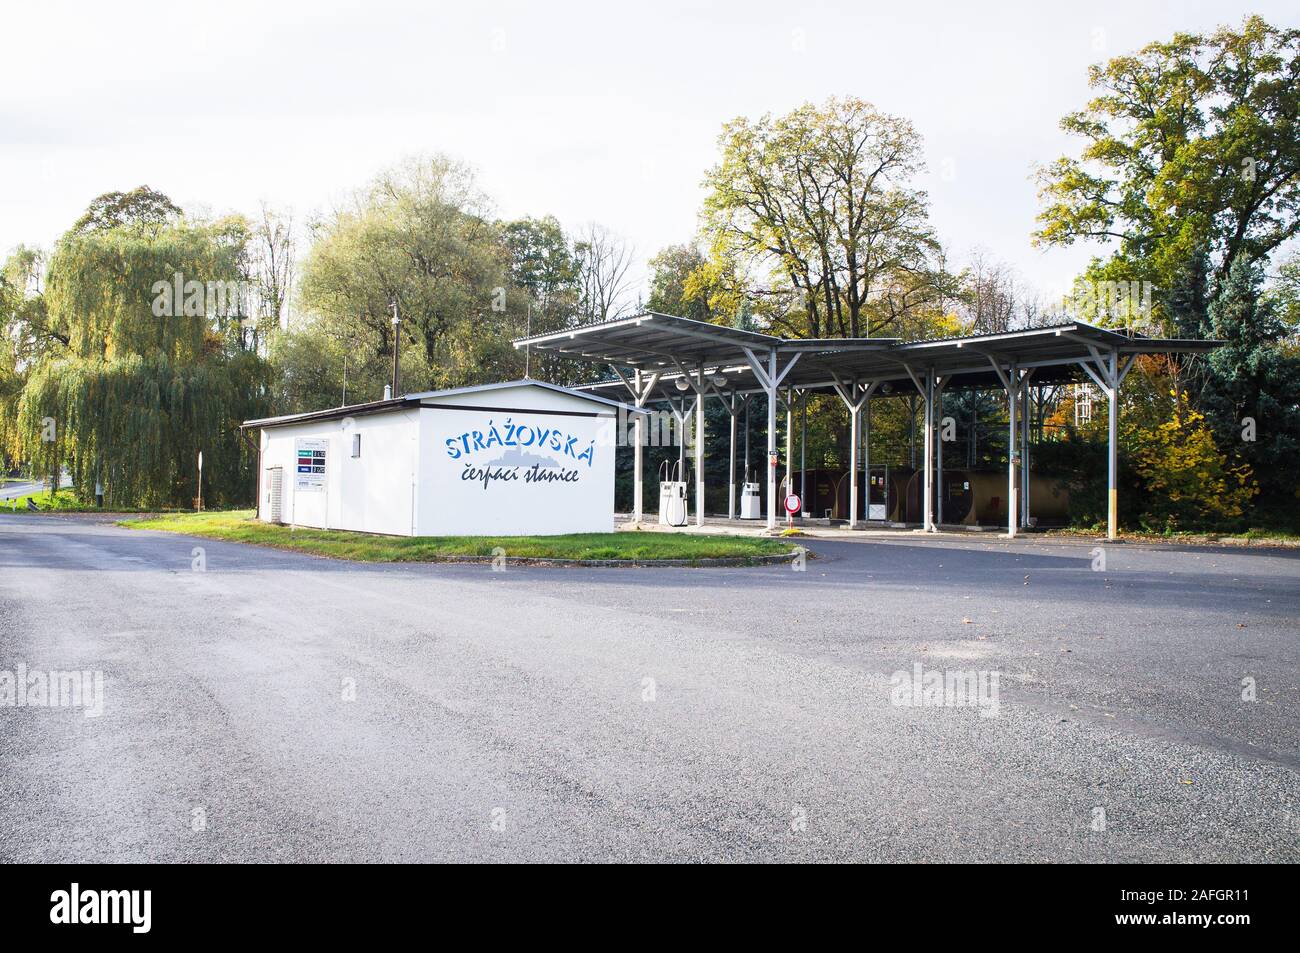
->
[739, 467, 762, 519]
[658, 460, 689, 527]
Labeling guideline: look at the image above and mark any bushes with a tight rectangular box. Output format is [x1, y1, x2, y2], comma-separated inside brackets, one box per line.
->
[1124, 407, 1255, 532]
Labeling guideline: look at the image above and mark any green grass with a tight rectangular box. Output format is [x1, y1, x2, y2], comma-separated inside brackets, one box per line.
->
[119, 510, 797, 563]
[5, 489, 165, 513]
[5, 489, 102, 512]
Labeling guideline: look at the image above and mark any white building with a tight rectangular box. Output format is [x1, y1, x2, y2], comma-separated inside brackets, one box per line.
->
[243, 380, 639, 537]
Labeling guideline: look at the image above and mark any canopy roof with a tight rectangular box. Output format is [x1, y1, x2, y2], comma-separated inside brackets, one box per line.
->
[514, 313, 1221, 402]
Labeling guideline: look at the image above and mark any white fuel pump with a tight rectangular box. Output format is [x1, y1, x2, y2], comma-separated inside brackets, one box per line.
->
[739, 468, 762, 519]
[658, 460, 689, 526]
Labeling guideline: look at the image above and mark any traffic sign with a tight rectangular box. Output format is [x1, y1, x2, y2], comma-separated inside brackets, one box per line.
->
[784, 494, 801, 514]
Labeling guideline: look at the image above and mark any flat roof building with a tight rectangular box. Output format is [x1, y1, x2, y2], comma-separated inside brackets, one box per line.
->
[243, 380, 640, 537]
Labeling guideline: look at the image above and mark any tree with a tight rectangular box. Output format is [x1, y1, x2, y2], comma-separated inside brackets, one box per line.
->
[12, 191, 270, 507]
[700, 96, 943, 338]
[1036, 16, 1300, 528]
[574, 223, 635, 323]
[502, 215, 578, 316]
[1123, 396, 1255, 532]
[1199, 255, 1300, 506]
[248, 202, 296, 349]
[298, 156, 509, 392]
[70, 186, 182, 238]
[645, 243, 712, 321]
[500, 215, 585, 383]
[959, 250, 1025, 334]
[1035, 16, 1300, 330]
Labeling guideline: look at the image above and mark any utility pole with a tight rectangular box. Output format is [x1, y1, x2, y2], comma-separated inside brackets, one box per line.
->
[390, 299, 401, 398]
[524, 302, 532, 379]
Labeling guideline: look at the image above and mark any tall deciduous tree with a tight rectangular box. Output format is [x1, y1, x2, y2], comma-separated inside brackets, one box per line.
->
[1035, 15, 1300, 328]
[1037, 16, 1300, 524]
[645, 243, 712, 321]
[501, 215, 585, 383]
[700, 96, 944, 338]
[574, 223, 635, 323]
[298, 156, 509, 393]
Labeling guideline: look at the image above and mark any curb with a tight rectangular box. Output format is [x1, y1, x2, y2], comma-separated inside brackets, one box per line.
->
[424, 550, 806, 569]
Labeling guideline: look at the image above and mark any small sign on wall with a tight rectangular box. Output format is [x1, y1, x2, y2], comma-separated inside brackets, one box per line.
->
[295, 437, 328, 492]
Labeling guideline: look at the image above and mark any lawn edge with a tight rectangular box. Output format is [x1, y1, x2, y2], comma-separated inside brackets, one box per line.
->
[116, 516, 803, 568]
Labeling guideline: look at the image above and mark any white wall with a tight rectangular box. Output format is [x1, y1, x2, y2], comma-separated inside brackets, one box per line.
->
[256, 383, 623, 537]
[415, 388, 617, 536]
[258, 412, 419, 536]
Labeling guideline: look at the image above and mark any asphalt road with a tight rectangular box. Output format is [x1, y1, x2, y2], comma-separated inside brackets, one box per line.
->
[0, 482, 42, 502]
[1, 512, 1297, 862]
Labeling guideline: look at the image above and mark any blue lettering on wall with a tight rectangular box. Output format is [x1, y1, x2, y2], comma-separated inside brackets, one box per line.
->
[445, 418, 595, 467]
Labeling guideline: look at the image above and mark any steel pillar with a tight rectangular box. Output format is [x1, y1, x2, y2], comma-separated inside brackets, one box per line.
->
[633, 370, 644, 524]
[766, 351, 777, 530]
[695, 361, 705, 527]
[1107, 352, 1119, 540]
[924, 369, 935, 532]
[728, 393, 737, 519]
[1007, 364, 1018, 538]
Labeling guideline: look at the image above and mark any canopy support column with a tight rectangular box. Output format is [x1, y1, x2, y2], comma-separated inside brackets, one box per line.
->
[727, 392, 737, 520]
[799, 390, 807, 507]
[976, 352, 1028, 538]
[742, 347, 801, 532]
[611, 366, 660, 526]
[1008, 366, 1018, 537]
[925, 369, 935, 532]
[1107, 360, 1117, 539]
[864, 395, 872, 522]
[633, 372, 643, 524]
[1021, 382, 1033, 528]
[1077, 348, 1135, 541]
[832, 375, 878, 530]
[849, 400, 860, 528]
[695, 360, 705, 527]
[767, 352, 777, 530]
[784, 387, 794, 516]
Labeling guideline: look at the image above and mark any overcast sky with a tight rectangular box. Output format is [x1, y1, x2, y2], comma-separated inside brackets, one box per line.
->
[1, 0, 1286, 307]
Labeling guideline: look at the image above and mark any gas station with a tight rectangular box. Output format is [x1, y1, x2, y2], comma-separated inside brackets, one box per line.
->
[514, 312, 1221, 540]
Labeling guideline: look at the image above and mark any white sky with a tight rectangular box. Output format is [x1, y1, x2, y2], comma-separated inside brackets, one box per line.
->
[1, 0, 1286, 306]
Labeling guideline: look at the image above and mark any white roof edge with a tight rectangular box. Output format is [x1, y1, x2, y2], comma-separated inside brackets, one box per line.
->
[405, 378, 648, 413]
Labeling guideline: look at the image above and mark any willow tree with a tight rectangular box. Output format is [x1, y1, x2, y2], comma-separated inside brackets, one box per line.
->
[14, 194, 270, 508]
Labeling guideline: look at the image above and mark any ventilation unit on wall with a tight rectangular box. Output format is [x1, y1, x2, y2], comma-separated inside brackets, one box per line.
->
[267, 467, 283, 523]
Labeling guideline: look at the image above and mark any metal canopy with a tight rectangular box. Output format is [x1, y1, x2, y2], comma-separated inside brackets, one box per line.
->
[519, 314, 1219, 392]
[566, 321, 1219, 403]
[515, 312, 1222, 538]
[514, 311, 783, 368]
